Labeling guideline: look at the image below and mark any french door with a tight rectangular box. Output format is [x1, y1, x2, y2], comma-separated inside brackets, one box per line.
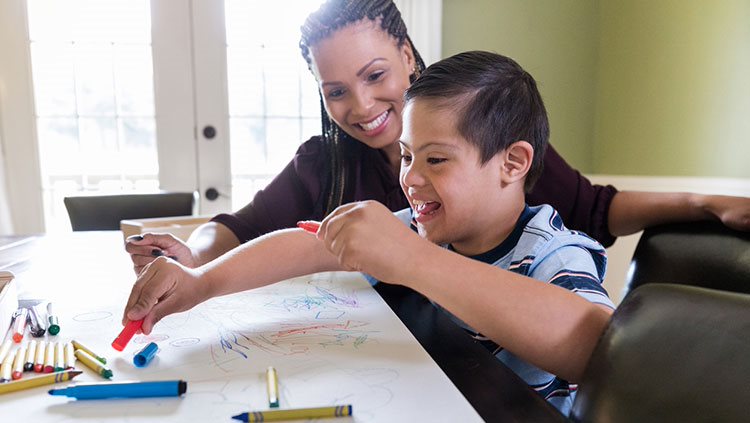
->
[0, 0, 440, 234]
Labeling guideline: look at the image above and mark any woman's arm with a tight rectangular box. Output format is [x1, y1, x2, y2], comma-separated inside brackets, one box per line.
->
[530, 145, 750, 244]
[124, 228, 343, 334]
[608, 191, 750, 236]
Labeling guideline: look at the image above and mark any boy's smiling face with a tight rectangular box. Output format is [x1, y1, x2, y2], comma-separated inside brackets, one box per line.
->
[399, 99, 526, 256]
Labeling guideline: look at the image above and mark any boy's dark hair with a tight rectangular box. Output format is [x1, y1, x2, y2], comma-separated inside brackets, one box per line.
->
[404, 51, 549, 191]
[299, 0, 427, 214]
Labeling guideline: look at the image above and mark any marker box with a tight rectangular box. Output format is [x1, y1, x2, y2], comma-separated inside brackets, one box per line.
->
[133, 342, 158, 367]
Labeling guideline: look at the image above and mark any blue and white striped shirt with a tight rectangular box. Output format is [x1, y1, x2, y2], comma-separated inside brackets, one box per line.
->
[393, 204, 614, 416]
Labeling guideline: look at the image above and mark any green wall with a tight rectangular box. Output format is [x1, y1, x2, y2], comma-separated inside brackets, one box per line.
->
[442, 0, 599, 171]
[442, 0, 750, 178]
[593, 0, 750, 177]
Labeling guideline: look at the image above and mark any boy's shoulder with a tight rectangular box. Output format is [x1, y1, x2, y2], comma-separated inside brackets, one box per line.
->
[519, 204, 605, 254]
[512, 204, 608, 282]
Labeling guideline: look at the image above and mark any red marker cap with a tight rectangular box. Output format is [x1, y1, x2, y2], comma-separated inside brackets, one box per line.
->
[111, 319, 143, 351]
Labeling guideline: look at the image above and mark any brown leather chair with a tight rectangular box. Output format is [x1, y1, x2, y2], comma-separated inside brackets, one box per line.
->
[64, 192, 195, 231]
[571, 283, 750, 422]
[625, 221, 750, 295]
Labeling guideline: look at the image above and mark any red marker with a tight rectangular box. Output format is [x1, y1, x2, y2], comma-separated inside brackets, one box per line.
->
[12, 308, 29, 343]
[112, 319, 143, 351]
[297, 220, 321, 234]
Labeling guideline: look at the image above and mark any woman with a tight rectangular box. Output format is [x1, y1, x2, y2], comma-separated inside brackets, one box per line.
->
[126, 0, 750, 274]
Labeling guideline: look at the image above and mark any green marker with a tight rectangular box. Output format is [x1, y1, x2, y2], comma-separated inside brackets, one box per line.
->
[47, 302, 60, 335]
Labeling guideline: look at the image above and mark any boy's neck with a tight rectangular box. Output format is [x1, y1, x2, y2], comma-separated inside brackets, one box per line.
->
[450, 198, 527, 257]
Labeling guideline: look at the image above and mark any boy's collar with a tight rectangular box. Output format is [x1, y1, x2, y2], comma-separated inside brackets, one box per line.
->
[448, 204, 533, 264]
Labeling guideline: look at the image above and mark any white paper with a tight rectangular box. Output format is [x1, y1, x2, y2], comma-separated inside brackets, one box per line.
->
[3, 234, 481, 422]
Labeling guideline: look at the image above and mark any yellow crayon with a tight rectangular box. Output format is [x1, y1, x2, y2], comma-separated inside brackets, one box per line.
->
[0, 339, 12, 364]
[64, 342, 75, 369]
[24, 340, 37, 371]
[74, 349, 113, 379]
[0, 370, 82, 395]
[0, 348, 14, 382]
[231, 404, 353, 422]
[71, 340, 106, 364]
[266, 366, 279, 408]
[11, 346, 25, 380]
[43, 341, 55, 373]
[34, 341, 46, 372]
[54, 342, 64, 371]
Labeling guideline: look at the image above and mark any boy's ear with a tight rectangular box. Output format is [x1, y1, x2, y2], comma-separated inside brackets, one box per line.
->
[500, 141, 533, 184]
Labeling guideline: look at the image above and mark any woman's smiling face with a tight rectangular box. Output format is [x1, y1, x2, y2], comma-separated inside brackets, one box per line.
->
[309, 18, 415, 152]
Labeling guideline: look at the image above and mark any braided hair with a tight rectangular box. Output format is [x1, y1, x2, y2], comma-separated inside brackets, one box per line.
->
[300, 0, 427, 215]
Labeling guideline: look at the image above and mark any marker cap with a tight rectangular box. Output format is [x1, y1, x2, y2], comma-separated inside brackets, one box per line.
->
[133, 342, 158, 367]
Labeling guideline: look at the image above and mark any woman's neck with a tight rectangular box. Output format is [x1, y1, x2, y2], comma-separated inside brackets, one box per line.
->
[382, 142, 402, 175]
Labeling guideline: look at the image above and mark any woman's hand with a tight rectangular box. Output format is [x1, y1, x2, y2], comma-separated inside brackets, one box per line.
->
[702, 195, 750, 231]
[317, 201, 422, 284]
[125, 233, 197, 275]
[122, 257, 208, 335]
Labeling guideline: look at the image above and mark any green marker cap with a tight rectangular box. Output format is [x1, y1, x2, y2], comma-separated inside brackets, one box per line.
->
[48, 317, 60, 335]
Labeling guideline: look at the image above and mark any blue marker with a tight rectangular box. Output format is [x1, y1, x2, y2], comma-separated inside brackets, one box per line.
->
[48, 380, 187, 399]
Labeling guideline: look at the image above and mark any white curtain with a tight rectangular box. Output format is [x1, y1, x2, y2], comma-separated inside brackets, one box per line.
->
[0, 138, 13, 235]
[394, 0, 443, 66]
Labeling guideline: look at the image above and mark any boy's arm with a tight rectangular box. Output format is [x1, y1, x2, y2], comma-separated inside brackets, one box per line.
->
[396, 244, 611, 383]
[319, 201, 611, 383]
[124, 229, 342, 334]
[608, 191, 750, 236]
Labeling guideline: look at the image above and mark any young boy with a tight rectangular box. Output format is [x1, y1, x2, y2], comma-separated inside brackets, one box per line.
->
[124, 51, 614, 415]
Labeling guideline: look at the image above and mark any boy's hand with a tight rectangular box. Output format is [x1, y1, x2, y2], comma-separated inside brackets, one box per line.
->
[125, 233, 198, 275]
[318, 201, 422, 283]
[122, 256, 206, 335]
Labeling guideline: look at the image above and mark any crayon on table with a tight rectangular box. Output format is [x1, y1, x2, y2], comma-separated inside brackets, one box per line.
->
[0, 339, 11, 364]
[266, 366, 279, 408]
[71, 340, 107, 364]
[133, 342, 158, 367]
[297, 221, 321, 234]
[231, 404, 353, 422]
[47, 303, 60, 335]
[74, 349, 113, 379]
[11, 344, 26, 380]
[0, 348, 13, 382]
[12, 308, 28, 343]
[0, 370, 82, 395]
[49, 380, 187, 399]
[64, 342, 75, 369]
[111, 319, 143, 351]
[24, 340, 36, 371]
[54, 341, 64, 371]
[34, 341, 46, 372]
[43, 341, 55, 373]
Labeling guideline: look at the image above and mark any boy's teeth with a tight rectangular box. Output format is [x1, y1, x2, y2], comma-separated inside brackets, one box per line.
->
[360, 111, 388, 131]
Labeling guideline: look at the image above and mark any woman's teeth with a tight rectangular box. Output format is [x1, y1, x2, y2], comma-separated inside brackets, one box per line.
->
[359, 111, 388, 131]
